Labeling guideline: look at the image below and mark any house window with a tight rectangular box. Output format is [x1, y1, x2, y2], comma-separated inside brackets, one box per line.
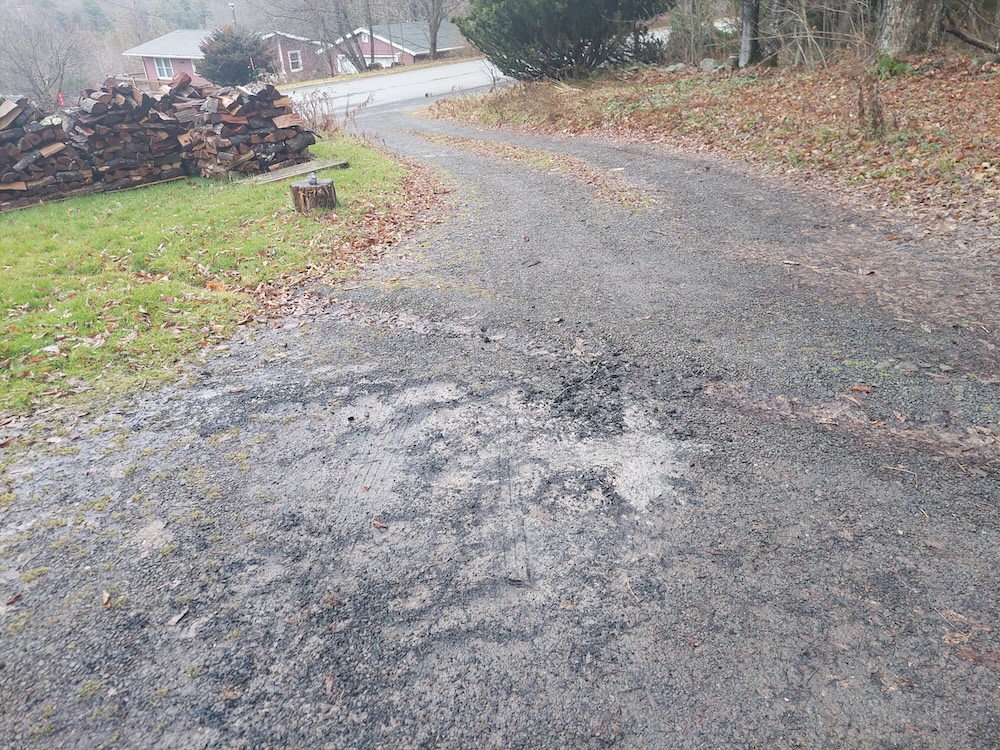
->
[154, 57, 173, 79]
[287, 50, 302, 72]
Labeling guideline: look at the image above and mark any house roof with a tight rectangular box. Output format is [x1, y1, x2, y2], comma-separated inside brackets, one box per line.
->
[123, 29, 321, 60]
[123, 29, 212, 60]
[339, 21, 466, 55]
[261, 31, 322, 46]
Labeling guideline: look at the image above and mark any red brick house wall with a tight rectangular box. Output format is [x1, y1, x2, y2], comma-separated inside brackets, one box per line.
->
[354, 32, 417, 65]
[138, 57, 209, 88]
[334, 32, 416, 74]
[266, 33, 333, 83]
[331, 23, 468, 74]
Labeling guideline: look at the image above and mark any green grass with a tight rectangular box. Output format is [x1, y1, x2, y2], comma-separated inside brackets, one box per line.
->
[0, 134, 405, 413]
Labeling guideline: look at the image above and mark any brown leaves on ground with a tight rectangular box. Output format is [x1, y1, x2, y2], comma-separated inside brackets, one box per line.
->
[938, 608, 1000, 671]
[420, 132, 648, 209]
[705, 380, 1000, 477]
[429, 59, 1000, 350]
[235, 163, 446, 326]
[430, 57, 998, 241]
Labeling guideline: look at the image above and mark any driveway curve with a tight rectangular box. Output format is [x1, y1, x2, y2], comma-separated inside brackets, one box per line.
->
[1, 100, 998, 749]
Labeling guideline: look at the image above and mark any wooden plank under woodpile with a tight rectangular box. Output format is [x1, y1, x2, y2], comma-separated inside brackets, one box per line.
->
[247, 159, 349, 185]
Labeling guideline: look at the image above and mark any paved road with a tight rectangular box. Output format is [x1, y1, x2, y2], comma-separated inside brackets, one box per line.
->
[287, 58, 505, 112]
[1, 99, 998, 748]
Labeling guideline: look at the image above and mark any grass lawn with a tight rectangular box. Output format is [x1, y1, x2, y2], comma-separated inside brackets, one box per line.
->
[0, 134, 410, 415]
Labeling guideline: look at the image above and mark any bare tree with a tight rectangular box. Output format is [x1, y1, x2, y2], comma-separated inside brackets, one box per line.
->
[942, 1, 1000, 52]
[0, 2, 94, 106]
[248, 0, 374, 72]
[413, 0, 463, 59]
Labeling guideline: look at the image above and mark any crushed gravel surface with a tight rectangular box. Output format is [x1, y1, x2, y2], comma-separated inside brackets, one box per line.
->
[1, 101, 997, 749]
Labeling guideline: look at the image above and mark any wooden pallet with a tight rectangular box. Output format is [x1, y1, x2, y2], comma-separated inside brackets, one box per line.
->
[248, 159, 350, 186]
[2, 175, 187, 213]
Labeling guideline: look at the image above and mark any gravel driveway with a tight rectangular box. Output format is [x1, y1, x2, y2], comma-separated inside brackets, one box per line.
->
[1, 102, 997, 749]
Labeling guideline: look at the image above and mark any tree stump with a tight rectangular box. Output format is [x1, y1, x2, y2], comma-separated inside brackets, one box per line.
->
[290, 178, 336, 213]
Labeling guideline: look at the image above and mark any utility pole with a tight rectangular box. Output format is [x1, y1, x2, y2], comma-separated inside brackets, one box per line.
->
[228, 3, 237, 26]
[366, 0, 375, 66]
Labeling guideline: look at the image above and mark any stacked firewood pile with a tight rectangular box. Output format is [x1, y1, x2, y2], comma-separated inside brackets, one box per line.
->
[65, 83, 190, 191]
[0, 77, 316, 212]
[163, 73, 219, 127]
[0, 96, 95, 211]
[188, 83, 316, 178]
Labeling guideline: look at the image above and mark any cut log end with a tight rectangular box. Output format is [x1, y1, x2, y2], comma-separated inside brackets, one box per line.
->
[290, 179, 336, 213]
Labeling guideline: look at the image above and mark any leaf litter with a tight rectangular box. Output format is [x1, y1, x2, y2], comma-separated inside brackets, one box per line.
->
[429, 58, 1000, 354]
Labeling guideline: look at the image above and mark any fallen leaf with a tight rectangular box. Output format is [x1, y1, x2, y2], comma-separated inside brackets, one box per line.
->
[372, 520, 389, 530]
[169, 606, 190, 626]
[6, 593, 22, 606]
[956, 646, 980, 662]
[218, 687, 239, 701]
[0, 436, 16, 449]
[321, 591, 344, 608]
[840, 393, 865, 408]
[942, 608, 992, 632]
[324, 671, 338, 699]
[848, 383, 873, 393]
[102, 590, 112, 609]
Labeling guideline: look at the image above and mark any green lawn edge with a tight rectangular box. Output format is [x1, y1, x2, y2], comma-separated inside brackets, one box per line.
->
[0, 133, 407, 415]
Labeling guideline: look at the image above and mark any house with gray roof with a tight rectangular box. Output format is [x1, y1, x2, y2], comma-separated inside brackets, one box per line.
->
[332, 21, 468, 74]
[122, 21, 468, 88]
[122, 28, 334, 89]
[123, 29, 214, 88]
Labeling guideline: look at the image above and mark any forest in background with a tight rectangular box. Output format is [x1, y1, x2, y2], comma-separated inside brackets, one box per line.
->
[1, 0, 998, 106]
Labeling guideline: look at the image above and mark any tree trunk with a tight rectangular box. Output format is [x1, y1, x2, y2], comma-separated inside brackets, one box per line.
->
[878, 0, 946, 57]
[739, 0, 761, 67]
[290, 178, 336, 213]
[759, 0, 786, 65]
[428, 0, 444, 60]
